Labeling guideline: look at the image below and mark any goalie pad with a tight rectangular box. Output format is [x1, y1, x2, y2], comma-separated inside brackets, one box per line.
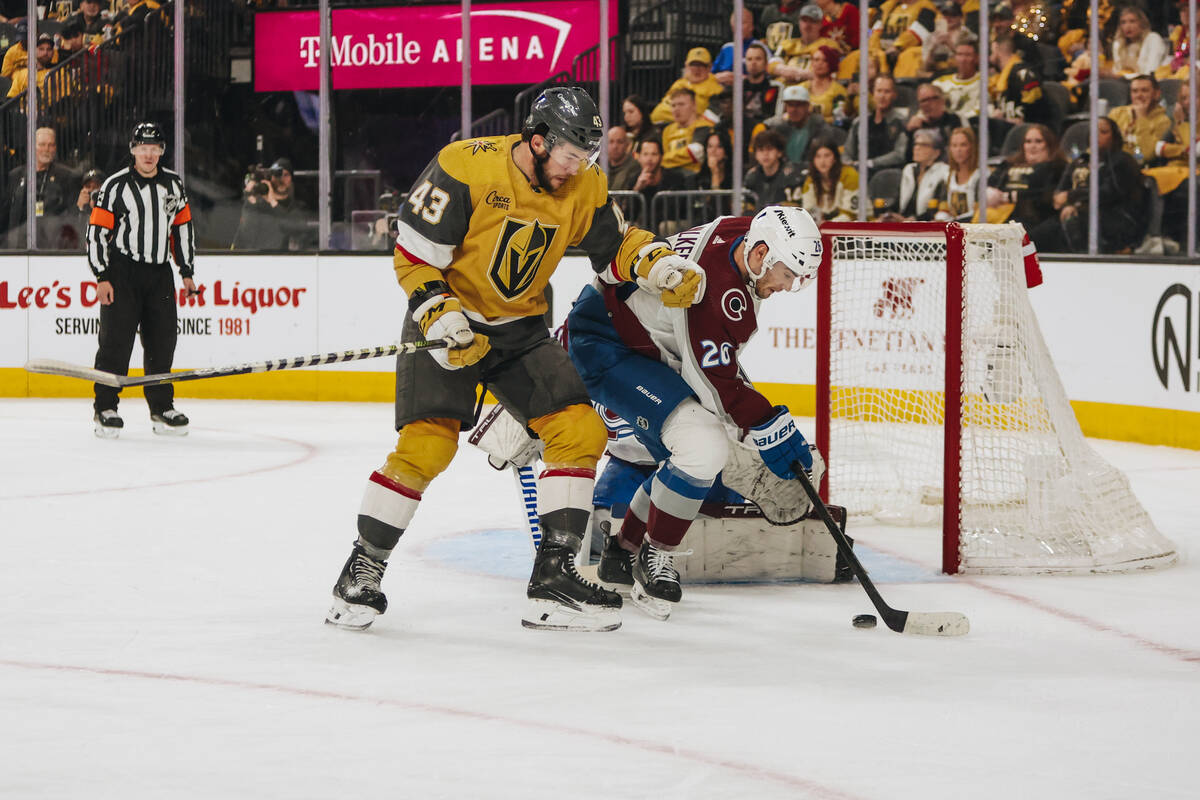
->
[719, 442, 826, 525]
[466, 405, 541, 470]
[674, 502, 853, 584]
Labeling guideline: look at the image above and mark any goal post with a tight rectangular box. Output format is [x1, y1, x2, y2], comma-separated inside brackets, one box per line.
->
[815, 221, 1177, 575]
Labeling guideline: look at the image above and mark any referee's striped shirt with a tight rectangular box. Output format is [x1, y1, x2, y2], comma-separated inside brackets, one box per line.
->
[86, 165, 196, 278]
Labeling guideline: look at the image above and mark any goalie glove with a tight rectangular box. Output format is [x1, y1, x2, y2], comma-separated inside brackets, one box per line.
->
[410, 280, 491, 370]
[744, 406, 811, 480]
[466, 405, 541, 470]
[631, 242, 706, 308]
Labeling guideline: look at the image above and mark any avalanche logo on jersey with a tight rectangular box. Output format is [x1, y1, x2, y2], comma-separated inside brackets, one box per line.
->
[487, 217, 560, 299]
[722, 288, 748, 322]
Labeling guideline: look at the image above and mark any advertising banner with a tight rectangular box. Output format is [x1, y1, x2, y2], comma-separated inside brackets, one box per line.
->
[254, 1, 618, 92]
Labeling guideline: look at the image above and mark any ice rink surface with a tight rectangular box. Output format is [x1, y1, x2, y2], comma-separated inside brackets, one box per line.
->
[2, 398, 1197, 799]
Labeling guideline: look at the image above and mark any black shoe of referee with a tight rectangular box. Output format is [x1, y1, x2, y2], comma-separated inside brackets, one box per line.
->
[151, 408, 189, 436]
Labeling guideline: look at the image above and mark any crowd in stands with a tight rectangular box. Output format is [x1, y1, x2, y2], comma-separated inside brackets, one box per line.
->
[0, 0, 174, 248]
[606, 0, 1199, 255]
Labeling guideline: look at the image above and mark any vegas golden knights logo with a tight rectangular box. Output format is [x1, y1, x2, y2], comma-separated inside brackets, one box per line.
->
[487, 217, 559, 299]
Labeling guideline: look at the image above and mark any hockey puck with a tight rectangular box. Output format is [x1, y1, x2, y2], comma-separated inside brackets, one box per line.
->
[852, 614, 877, 629]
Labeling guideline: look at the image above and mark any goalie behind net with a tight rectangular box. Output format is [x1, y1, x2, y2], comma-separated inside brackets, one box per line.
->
[818, 222, 1177, 575]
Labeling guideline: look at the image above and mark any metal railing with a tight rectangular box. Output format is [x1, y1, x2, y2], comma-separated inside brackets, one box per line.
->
[648, 189, 758, 235]
[449, 108, 512, 142]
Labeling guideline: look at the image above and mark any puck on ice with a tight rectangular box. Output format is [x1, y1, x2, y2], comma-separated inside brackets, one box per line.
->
[852, 614, 877, 629]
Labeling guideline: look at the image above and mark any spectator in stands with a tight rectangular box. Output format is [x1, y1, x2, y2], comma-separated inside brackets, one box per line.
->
[713, 7, 773, 87]
[693, 130, 735, 219]
[1160, 0, 1192, 80]
[986, 122, 1067, 229]
[1111, 74, 1171, 166]
[113, 0, 163, 35]
[844, 75, 909, 172]
[741, 42, 780, 139]
[934, 33, 982, 120]
[650, 47, 723, 126]
[813, 0, 860, 53]
[940, 126, 980, 221]
[989, 3, 1043, 70]
[1029, 116, 1147, 253]
[775, 5, 839, 84]
[761, 0, 807, 52]
[605, 126, 640, 192]
[232, 158, 314, 251]
[912, 1, 968, 79]
[58, 21, 87, 55]
[886, 128, 950, 222]
[6, 33, 58, 99]
[632, 137, 691, 223]
[861, 0, 938, 79]
[802, 45, 846, 123]
[2, 22, 59, 83]
[621, 95, 656, 141]
[1107, 5, 1167, 80]
[74, 167, 104, 243]
[800, 137, 859, 222]
[905, 83, 962, 160]
[660, 88, 713, 176]
[743, 128, 804, 211]
[988, 33, 1053, 131]
[1150, 88, 1198, 252]
[754, 84, 827, 167]
[1, 126, 77, 249]
[69, 0, 111, 46]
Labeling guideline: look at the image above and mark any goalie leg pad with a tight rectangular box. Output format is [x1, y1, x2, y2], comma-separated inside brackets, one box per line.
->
[381, 417, 460, 492]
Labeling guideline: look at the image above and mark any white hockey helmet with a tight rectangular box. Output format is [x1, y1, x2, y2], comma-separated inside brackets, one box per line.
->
[744, 206, 822, 292]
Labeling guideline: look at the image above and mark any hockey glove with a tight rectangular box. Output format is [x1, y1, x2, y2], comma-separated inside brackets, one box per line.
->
[412, 283, 491, 370]
[744, 406, 811, 480]
[632, 243, 707, 308]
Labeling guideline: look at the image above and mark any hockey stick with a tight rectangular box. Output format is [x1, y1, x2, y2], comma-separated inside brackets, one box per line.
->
[24, 341, 452, 388]
[792, 461, 970, 637]
[512, 464, 542, 555]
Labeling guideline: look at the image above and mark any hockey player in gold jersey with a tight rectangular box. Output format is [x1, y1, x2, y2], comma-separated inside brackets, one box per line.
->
[325, 87, 707, 633]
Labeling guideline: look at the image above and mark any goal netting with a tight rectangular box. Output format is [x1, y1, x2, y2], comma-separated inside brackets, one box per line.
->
[816, 222, 1176, 575]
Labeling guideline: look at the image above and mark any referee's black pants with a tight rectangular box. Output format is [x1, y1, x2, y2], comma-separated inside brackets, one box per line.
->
[93, 254, 178, 415]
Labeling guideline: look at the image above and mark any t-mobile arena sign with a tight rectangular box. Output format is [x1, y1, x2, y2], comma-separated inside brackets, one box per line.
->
[254, 1, 617, 91]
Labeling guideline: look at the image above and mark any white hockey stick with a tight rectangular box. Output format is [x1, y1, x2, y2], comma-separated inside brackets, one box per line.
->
[24, 341, 451, 388]
[792, 461, 970, 637]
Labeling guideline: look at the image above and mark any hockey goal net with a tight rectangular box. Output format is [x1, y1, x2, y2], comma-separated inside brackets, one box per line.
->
[815, 222, 1176, 575]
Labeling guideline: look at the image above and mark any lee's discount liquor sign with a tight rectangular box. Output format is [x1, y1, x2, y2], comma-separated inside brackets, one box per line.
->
[254, 1, 617, 91]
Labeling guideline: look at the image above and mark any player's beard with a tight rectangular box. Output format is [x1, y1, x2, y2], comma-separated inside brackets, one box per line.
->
[531, 147, 563, 195]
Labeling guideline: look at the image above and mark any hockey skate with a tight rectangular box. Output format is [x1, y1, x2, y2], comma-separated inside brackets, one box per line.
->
[523, 528, 622, 632]
[596, 530, 634, 594]
[630, 540, 683, 621]
[93, 409, 123, 439]
[325, 542, 389, 630]
[151, 408, 189, 436]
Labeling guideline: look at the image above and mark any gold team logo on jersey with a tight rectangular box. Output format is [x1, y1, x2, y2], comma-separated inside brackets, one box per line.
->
[487, 217, 559, 299]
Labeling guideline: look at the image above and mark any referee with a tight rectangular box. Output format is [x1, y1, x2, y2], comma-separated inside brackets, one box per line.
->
[87, 122, 197, 438]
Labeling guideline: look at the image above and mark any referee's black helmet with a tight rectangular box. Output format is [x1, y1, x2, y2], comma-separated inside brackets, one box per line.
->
[130, 122, 166, 150]
[521, 86, 602, 162]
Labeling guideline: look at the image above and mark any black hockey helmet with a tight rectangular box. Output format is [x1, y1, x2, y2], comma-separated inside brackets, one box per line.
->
[521, 86, 603, 164]
[130, 121, 166, 151]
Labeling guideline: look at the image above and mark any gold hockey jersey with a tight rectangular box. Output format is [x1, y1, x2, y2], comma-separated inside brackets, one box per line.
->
[393, 134, 633, 323]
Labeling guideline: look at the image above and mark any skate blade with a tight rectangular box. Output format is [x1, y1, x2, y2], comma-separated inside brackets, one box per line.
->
[630, 582, 674, 621]
[325, 596, 380, 630]
[152, 422, 189, 436]
[93, 425, 120, 440]
[521, 599, 621, 632]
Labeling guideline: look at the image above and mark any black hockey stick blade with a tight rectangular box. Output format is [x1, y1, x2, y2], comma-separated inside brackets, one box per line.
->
[792, 461, 969, 637]
[25, 340, 451, 389]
